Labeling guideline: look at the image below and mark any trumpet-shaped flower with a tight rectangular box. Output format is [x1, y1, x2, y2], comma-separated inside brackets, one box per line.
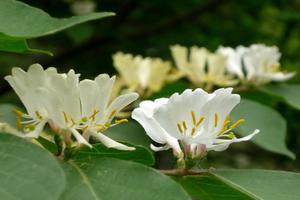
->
[113, 52, 171, 97]
[170, 45, 238, 89]
[218, 44, 296, 85]
[5, 64, 139, 151]
[132, 88, 259, 165]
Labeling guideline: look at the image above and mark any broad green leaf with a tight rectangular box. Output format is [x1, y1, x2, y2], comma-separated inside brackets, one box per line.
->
[175, 169, 300, 200]
[174, 173, 253, 200]
[0, 0, 114, 54]
[261, 83, 300, 110]
[0, 133, 66, 200]
[0, 103, 20, 127]
[105, 121, 151, 148]
[0, 33, 52, 55]
[232, 99, 295, 159]
[60, 157, 191, 200]
[72, 143, 155, 166]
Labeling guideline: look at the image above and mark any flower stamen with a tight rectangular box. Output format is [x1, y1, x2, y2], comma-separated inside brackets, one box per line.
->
[214, 112, 218, 127]
[177, 123, 183, 133]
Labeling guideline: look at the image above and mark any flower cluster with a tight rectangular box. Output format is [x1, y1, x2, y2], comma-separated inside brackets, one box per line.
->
[218, 44, 295, 86]
[112, 44, 295, 97]
[5, 64, 139, 150]
[132, 88, 259, 168]
[113, 52, 172, 97]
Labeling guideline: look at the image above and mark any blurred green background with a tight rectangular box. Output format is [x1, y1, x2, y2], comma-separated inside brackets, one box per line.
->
[1, 0, 300, 171]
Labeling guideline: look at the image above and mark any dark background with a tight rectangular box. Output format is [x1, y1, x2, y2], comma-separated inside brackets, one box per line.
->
[1, 0, 300, 170]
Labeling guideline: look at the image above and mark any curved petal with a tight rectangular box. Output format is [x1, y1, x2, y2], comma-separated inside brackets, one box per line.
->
[208, 129, 259, 152]
[69, 128, 92, 148]
[104, 92, 139, 122]
[91, 132, 135, 151]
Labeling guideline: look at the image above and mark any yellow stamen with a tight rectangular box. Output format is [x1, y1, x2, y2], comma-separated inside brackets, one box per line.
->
[104, 122, 111, 127]
[230, 119, 245, 129]
[35, 111, 43, 120]
[191, 111, 196, 125]
[70, 118, 76, 126]
[214, 113, 218, 127]
[63, 112, 69, 123]
[177, 123, 183, 133]
[196, 116, 205, 127]
[115, 119, 128, 124]
[191, 127, 196, 136]
[108, 109, 117, 119]
[89, 110, 99, 121]
[12, 108, 24, 117]
[182, 121, 187, 130]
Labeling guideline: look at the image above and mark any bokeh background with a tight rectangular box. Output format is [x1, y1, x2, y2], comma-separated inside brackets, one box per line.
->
[1, 0, 300, 171]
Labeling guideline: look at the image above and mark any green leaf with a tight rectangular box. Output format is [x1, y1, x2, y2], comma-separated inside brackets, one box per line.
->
[60, 157, 191, 200]
[232, 99, 295, 159]
[0, 103, 18, 127]
[105, 121, 151, 148]
[0, 0, 114, 54]
[0, 33, 52, 55]
[261, 83, 300, 110]
[72, 143, 155, 166]
[175, 169, 300, 200]
[0, 133, 66, 200]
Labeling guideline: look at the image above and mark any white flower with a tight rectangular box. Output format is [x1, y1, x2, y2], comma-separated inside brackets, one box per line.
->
[132, 88, 259, 160]
[6, 64, 139, 151]
[170, 45, 238, 88]
[5, 64, 58, 138]
[218, 44, 296, 85]
[113, 52, 171, 96]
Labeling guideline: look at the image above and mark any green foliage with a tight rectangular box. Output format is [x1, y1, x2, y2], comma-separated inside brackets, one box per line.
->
[261, 83, 300, 110]
[232, 99, 295, 159]
[175, 169, 300, 200]
[60, 158, 191, 200]
[0, 133, 66, 200]
[73, 143, 155, 166]
[0, 0, 114, 54]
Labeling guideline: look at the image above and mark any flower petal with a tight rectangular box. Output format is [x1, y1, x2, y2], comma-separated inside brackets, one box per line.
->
[91, 132, 135, 151]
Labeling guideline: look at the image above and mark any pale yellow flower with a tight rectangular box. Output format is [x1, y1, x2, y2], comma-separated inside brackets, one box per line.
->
[113, 52, 172, 97]
[170, 45, 238, 90]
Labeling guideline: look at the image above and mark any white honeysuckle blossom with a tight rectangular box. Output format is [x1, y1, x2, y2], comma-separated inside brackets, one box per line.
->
[132, 88, 259, 161]
[113, 52, 172, 96]
[218, 44, 296, 85]
[170, 45, 238, 89]
[5, 64, 139, 151]
[5, 64, 58, 138]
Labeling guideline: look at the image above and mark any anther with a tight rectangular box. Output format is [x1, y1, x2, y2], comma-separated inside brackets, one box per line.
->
[108, 109, 117, 119]
[63, 112, 69, 123]
[230, 119, 245, 129]
[89, 110, 99, 121]
[115, 119, 128, 124]
[177, 123, 183, 133]
[191, 127, 196, 136]
[35, 111, 43, 120]
[214, 113, 218, 127]
[196, 117, 205, 127]
[182, 121, 187, 130]
[191, 111, 197, 125]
